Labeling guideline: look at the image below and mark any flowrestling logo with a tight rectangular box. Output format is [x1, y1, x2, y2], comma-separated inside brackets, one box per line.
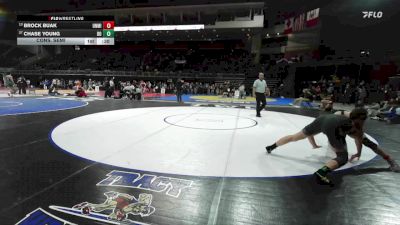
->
[362, 11, 383, 19]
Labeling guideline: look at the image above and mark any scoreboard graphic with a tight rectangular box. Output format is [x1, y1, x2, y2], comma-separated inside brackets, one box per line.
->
[17, 15, 115, 45]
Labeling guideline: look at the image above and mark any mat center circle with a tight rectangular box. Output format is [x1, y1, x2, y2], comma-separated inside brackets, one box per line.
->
[164, 113, 257, 130]
[50, 107, 377, 178]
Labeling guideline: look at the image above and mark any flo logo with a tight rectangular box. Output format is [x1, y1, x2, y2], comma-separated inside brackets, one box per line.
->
[362, 11, 383, 19]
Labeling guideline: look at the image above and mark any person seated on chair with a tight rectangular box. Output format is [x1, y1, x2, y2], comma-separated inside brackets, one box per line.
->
[48, 84, 60, 96]
[123, 84, 136, 100]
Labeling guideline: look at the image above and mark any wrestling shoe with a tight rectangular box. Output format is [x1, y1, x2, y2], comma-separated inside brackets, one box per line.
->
[265, 144, 276, 154]
[388, 159, 400, 172]
[314, 172, 334, 187]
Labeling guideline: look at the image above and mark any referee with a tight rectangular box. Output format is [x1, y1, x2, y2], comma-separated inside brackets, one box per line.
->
[176, 78, 184, 103]
[253, 72, 270, 117]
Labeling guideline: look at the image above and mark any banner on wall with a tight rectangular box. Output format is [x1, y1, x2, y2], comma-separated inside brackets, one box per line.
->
[284, 8, 320, 34]
[293, 13, 306, 32]
[306, 8, 320, 27]
[284, 17, 294, 34]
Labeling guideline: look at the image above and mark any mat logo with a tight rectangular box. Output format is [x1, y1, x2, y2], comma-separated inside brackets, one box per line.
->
[16, 208, 76, 225]
[194, 103, 254, 110]
[362, 11, 383, 19]
[50, 191, 154, 224]
[97, 170, 193, 198]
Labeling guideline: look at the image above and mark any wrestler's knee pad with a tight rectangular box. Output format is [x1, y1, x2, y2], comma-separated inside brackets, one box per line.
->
[362, 137, 378, 151]
[334, 151, 349, 167]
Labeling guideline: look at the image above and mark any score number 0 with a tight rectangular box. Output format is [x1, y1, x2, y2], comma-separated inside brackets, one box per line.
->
[103, 21, 115, 29]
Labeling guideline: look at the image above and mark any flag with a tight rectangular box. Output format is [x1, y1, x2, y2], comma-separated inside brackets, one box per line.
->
[306, 8, 320, 27]
[284, 17, 294, 34]
[293, 13, 305, 32]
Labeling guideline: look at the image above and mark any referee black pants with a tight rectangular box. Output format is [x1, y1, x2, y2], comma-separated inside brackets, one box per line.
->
[177, 91, 182, 102]
[255, 92, 266, 115]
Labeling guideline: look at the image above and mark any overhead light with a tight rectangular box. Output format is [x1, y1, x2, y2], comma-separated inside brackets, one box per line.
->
[266, 33, 269, 37]
[115, 24, 205, 32]
[277, 32, 280, 35]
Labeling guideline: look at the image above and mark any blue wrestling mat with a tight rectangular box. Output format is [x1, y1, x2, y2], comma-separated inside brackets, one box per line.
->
[0, 97, 88, 116]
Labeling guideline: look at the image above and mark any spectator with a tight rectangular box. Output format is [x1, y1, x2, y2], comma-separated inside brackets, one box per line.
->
[239, 84, 246, 99]
[17, 76, 27, 95]
[3, 74, 17, 97]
